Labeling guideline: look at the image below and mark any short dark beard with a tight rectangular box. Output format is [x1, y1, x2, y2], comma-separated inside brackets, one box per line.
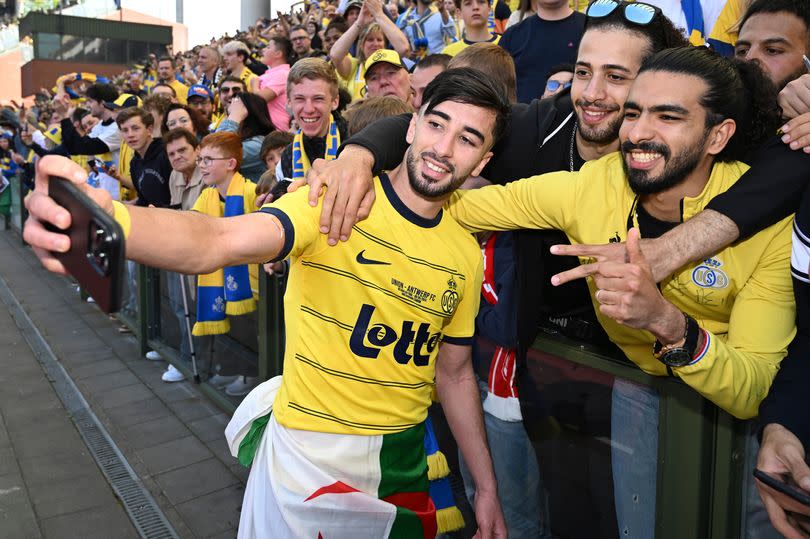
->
[621, 138, 705, 195]
[777, 64, 807, 91]
[405, 147, 466, 199]
[575, 99, 623, 145]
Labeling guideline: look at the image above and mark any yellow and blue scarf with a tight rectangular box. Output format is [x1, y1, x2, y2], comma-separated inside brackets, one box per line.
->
[291, 116, 340, 180]
[424, 416, 465, 533]
[192, 173, 257, 336]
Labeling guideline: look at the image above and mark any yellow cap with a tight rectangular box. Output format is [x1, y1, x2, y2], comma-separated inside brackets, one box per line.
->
[44, 125, 62, 145]
[364, 49, 405, 73]
[107, 93, 143, 109]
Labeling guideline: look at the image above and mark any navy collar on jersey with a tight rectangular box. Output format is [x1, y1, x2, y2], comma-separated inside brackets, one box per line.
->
[463, 34, 498, 46]
[379, 172, 443, 229]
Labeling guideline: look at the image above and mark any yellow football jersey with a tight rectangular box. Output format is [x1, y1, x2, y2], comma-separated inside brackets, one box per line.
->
[261, 174, 483, 435]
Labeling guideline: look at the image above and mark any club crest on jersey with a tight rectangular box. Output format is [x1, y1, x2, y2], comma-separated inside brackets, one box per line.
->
[691, 257, 729, 289]
[442, 276, 459, 315]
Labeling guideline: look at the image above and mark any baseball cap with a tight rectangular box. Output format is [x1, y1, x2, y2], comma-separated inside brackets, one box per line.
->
[364, 49, 405, 73]
[43, 125, 62, 145]
[187, 84, 214, 102]
[105, 93, 142, 110]
[342, 0, 363, 14]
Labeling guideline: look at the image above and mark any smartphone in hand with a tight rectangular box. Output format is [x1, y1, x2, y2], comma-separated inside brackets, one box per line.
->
[754, 468, 810, 506]
[45, 177, 125, 313]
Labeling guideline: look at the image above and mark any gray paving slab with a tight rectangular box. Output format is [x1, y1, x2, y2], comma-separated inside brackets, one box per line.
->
[156, 457, 241, 505]
[0, 394, 64, 425]
[93, 382, 156, 409]
[136, 435, 212, 475]
[77, 369, 143, 395]
[175, 484, 244, 538]
[102, 397, 174, 429]
[117, 414, 192, 451]
[16, 449, 96, 488]
[27, 473, 121, 520]
[69, 359, 129, 380]
[0, 232, 247, 537]
[0, 420, 10, 449]
[207, 529, 238, 539]
[0, 474, 42, 539]
[0, 447, 17, 476]
[169, 397, 223, 423]
[5, 421, 83, 461]
[205, 437, 239, 468]
[229, 464, 251, 484]
[187, 414, 231, 443]
[38, 505, 140, 539]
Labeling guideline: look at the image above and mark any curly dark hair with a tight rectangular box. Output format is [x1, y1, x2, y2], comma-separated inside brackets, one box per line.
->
[639, 46, 781, 163]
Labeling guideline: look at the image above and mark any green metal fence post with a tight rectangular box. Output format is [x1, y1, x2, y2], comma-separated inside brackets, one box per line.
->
[529, 335, 746, 539]
[136, 264, 160, 356]
[258, 270, 285, 381]
[258, 270, 272, 382]
[268, 274, 285, 378]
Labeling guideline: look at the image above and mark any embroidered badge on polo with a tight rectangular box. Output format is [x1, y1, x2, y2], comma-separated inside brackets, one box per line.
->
[692, 257, 729, 289]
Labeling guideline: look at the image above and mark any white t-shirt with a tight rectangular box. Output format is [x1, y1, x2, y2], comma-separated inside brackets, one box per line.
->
[89, 119, 122, 164]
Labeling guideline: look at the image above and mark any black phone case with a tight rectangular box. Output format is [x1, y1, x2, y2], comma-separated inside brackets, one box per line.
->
[754, 469, 810, 506]
[46, 177, 125, 313]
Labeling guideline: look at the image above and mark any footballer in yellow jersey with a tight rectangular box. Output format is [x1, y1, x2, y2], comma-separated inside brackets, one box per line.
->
[25, 69, 511, 538]
[261, 174, 483, 434]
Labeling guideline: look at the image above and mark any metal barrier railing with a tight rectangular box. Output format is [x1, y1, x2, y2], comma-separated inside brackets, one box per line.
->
[122, 245, 749, 539]
[4, 170, 749, 537]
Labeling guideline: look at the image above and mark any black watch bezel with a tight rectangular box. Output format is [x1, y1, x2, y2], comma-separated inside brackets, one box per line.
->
[659, 346, 694, 367]
[654, 314, 700, 368]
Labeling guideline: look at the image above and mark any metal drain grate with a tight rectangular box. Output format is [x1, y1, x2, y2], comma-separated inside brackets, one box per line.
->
[0, 275, 179, 539]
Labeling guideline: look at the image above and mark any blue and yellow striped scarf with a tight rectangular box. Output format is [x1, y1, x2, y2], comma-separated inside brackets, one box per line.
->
[291, 116, 340, 180]
[424, 416, 465, 533]
[192, 173, 258, 336]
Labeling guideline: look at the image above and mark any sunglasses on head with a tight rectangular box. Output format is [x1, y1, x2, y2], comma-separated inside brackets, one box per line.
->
[545, 80, 571, 92]
[585, 0, 660, 26]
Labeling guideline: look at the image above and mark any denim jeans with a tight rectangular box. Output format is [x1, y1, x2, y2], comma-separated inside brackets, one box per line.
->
[610, 379, 780, 539]
[611, 379, 659, 538]
[743, 425, 783, 539]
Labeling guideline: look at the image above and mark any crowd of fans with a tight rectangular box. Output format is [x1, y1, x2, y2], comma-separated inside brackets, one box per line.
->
[5, 0, 810, 537]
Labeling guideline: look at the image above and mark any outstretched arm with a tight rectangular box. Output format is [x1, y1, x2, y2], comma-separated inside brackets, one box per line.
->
[23, 156, 286, 276]
[435, 343, 506, 538]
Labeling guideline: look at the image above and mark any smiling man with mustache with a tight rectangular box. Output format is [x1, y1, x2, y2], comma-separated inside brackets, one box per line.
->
[442, 45, 791, 537]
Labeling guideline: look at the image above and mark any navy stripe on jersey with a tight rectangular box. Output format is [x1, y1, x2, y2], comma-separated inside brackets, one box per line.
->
[295, 353, 432, 389]
[441, 335, 473, 346]
[352, 225, 467, 279]
[301, 260, 452, 318]
[288, 402, 418, 431]
[260, 207, 295, 262]
[300, 305, 354, 331]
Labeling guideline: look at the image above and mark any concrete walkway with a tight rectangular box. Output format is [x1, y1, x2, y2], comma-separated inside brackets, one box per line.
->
[0, 230, 247, 539]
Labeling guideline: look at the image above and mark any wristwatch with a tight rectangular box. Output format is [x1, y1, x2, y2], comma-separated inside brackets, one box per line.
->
[653, 312, 700, 367]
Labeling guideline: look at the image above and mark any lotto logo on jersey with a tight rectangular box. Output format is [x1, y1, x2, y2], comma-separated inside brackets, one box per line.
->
[349, 304, 440, 366]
